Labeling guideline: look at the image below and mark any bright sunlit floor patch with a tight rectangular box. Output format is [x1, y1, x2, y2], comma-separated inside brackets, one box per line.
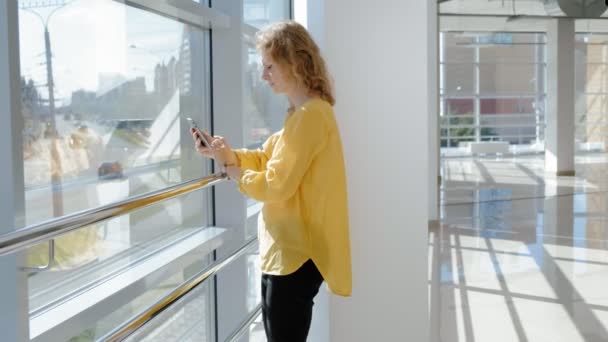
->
[442, 291, 519, 342]
[553, 259, 608, 308]
[451, 246, 502, 291]
[435, 153, 608, 341]
[512, 297, 586, 342]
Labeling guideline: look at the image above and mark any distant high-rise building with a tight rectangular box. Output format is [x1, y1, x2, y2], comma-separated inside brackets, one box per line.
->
[167, 56, 177, 92]
[154, 63, 168, 97]
[97, 73, 128, 98]
[70, 89, 97, 117]
[178, 26, 192, 94]
[96, 77, 151, 119]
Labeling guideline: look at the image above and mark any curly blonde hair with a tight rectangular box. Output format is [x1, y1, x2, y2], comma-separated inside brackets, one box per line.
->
[256, 21, 335, 106]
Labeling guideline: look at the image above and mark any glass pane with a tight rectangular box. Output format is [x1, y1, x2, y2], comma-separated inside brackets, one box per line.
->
[448, 137, 474, 148]
[444, 64, 475, 94]
[479, 64, 538, 94]
[480, 97, 537, 115]
[576, 33, 608, 64]
[19, 1, 212, 226]
[448, 126, 475, 136]
[441, 32, 547, 153]
[576, 98, 608, 149]
[27, 191, 217, 341]
[576, 123, 608, 147]
[243, 48, 288, 149]
[242, 1, 290, 151]
[440, 116, 474, 127]
[480, 127, 535, 142]
[443, 33, 475, 63]
[480, 114, 539, 127]
[578, 93, 608, 115]
[233, 314, 265, 342]
[443, 98, 474, 115]
[244, 0, 290, 29]
[123, 281, 214, 342]
[479, 33, 544, 64]
[582, 64, 608, 93]
[576, 32, 608, 152]
[18, 1, 216, 340]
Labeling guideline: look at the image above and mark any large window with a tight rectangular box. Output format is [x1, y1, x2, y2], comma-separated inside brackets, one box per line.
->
[19, 1, 213, 221]
[440, 32, 546, 154]
[575, 32, 608, 153]
[4, 0, 292, 340]
[15, 1, 216, 340]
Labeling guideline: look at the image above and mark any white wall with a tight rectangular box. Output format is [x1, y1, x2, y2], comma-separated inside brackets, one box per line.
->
[323, 0, 432, 341]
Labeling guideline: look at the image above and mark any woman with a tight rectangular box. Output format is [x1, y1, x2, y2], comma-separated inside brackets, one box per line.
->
[192, 21, 351, 342]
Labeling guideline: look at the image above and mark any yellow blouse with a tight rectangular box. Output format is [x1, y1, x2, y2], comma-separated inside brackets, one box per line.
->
[233, 98, 352, 296]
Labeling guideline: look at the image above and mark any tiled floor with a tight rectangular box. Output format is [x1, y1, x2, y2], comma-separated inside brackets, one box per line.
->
[431, 153, 608, 342]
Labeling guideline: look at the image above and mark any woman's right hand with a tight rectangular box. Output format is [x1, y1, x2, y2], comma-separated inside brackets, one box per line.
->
[191, 128, 215, 159]
[191, 129, 238, 166]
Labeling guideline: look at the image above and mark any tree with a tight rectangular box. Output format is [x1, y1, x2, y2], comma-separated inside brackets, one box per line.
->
[442, 114, 497, 147]
[21, 77, 42, 117]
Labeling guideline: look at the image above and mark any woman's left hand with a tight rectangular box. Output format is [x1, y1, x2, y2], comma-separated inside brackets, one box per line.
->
[208, 135, 238, 167]
[225, 165, 241, 181]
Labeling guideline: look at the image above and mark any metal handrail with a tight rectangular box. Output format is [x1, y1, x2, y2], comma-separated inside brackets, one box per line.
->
[0, 173, 227, 256]
[102, 238, 259, 342]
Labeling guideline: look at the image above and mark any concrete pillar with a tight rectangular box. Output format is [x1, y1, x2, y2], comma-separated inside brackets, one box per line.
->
[324, 0, 432, 341]
[546, 18, 575, 176]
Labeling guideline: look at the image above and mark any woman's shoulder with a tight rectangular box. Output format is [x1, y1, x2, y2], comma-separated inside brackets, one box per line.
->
[286, 98, 337, 135]
[303, 97, 332, 111]
[295, 98, 333, 120]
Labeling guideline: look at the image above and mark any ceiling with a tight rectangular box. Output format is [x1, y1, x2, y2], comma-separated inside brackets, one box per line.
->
[440, 0, 608, 17]
[439, 0, 608, 33]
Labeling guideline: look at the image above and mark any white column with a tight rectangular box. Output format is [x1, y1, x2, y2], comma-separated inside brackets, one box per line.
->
[428, 5, 439, 223]
[546, 19, 575, 176]
[0, 1, 29, 340]
[324, 0, 431, 341]
[474, 38, 481, 142]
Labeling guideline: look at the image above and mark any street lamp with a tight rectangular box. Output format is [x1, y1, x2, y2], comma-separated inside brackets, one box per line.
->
[129, 44, 168, 63]
[20, 0, 73, 218]
[20, 1, 72, 137]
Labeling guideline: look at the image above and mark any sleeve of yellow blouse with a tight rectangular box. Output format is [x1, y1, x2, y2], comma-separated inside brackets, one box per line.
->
[232, 136, 275, 172]
[237, 108, 328, 202]
[233, 148, 268, 172]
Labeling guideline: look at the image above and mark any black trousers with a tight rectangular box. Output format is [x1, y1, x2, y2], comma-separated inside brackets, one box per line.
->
[261, 259, 324, 342]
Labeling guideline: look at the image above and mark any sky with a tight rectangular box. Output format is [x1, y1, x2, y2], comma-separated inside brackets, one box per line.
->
[19, 0, 183, 105]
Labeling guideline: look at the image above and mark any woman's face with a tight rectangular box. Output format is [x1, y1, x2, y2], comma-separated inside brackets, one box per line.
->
[261, 52, 291, 94]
